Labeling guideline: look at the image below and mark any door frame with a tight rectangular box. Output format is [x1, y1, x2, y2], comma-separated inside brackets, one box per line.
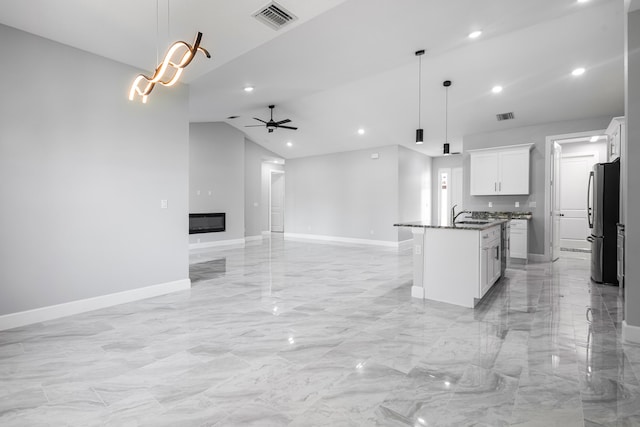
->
[269, 170, 285, 232]
[544, 129, 605, 262]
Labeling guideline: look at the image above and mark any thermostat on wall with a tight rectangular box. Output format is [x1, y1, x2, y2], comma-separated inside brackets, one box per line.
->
[371, 153, 379, 159]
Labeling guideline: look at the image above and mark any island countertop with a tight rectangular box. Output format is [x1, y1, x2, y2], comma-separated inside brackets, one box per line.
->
[394, 219, 508, 231]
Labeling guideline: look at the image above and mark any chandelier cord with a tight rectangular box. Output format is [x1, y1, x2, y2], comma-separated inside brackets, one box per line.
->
[418, 54, 422, 128]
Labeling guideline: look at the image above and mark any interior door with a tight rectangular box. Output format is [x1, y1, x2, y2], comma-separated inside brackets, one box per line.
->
[551, 142, 562, 261]
[270, 172, 284, 232]
[560, 153, 597, 250]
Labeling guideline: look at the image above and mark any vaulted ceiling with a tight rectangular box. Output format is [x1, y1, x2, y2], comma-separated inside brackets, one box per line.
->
[0, 0, 625, 158]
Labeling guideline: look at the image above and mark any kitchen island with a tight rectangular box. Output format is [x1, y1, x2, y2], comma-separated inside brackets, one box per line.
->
[395, 219, 508, 308]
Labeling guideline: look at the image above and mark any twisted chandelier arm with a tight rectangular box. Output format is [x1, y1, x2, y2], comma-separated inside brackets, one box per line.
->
[129, 32, 211, 103]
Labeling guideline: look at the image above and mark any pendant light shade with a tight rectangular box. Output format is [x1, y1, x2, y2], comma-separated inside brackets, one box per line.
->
[415, 49, 425, 144]
[443, 80, 452, 155]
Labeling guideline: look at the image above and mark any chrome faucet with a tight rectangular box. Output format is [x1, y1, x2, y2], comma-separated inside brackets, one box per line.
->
[451, 204, 470, 224]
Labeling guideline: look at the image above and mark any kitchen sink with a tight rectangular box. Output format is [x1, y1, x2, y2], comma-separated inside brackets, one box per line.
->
[454, 220, 491, 225]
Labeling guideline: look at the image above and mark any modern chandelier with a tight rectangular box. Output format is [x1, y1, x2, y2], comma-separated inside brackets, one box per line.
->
[129, 32, 210, 103]
[443, 80, 452, 155]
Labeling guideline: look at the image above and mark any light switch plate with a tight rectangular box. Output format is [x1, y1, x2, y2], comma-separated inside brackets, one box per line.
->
[515, 201, 520, 207]
[529, 201, 537, 208]
[488, 202, 493, 208]
[160, 199, 168, 209]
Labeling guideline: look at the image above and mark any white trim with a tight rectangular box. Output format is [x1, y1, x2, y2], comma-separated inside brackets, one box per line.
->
[544, 129, 605, 263]
[0, 278, 191, 331]
[284, 232, 400, 248]
[622, 320, 640, 345]
[411, 286, 425, 299]
[245, 235, 263, 242]
[269, 169, 285, 233]
[189, 238, 245, 250]
[398, 239, 413, 250]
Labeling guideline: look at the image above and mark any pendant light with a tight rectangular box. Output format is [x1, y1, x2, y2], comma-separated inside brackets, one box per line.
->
[443, 80, 452, 155]
[415, 49, 425, 144]
[129, 0, 210, 103]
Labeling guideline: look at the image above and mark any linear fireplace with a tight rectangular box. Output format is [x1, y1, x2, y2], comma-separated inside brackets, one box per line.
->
[189, 213, 225, 234]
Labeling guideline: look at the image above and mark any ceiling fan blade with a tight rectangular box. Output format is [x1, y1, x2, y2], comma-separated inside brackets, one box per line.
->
[275, 119, 291, 125]
[253, 118, 267, 124]
[277, 125, 298, 130]
[245, 125, 265, 127]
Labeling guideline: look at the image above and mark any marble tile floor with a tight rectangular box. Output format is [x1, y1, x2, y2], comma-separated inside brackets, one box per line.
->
[2, 236, 640, 426]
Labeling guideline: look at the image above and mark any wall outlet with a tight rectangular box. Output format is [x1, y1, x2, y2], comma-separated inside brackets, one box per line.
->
[371, 153, 379, 159]
[160, 199, 168, 209]
[515, 201, 520, 207]
[488, 202, 493, 208]
[208, 190, 212, 196]
[529, 201, 537, 208]
[415, 245, 421, 255]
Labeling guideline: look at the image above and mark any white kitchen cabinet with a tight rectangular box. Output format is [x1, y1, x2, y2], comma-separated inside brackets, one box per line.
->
[469, 144, 533, 195]
[510, 219, 528, 260]
[606, 117, 624, 162]
[417, 224, 503, 308]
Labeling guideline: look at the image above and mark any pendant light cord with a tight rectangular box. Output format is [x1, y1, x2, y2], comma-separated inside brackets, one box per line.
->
[445, 85, 448, 143]
[418, 54, 422, 128]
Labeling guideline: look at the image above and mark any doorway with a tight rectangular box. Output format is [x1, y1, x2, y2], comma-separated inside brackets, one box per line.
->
[437, 167, 463, 226]
[546, 132, 606, 261]
[270, 171, 285, 233]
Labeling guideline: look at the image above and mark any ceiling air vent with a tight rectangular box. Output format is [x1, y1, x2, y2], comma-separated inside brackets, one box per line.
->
[253, 2, 298, 30]
[496, 112, 515, 121]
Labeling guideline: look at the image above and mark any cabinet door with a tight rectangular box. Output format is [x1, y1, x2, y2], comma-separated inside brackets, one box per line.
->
[492, 244, 502, 282]
[480, 247, 490, 296]
[470, 152, 499, 195]
[509, 227, 527, 259]
[499, 149, 530, 195]
[609, 124, 620, 161]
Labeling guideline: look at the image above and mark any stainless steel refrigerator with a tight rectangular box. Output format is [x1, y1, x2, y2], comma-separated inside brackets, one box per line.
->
[587, 159, 620, 284]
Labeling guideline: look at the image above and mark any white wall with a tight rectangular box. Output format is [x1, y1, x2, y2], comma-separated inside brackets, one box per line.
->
[431, 155, 464, 222]
[398, 146, 432, 241]
[189, 122, 245, 244]
[0, 24, 189, 317]
[624, 8, 640, 330]
[284, 146, 399, 243]
[462, 116, 617, 256]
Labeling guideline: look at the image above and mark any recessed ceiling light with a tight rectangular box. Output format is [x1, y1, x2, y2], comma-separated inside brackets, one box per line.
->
[572, 67, 586, 76]
[590, 135, 599, 142]
[244, 86, 254, 92]
[492, 85, 503, 94]
[357, 128, 365, 135]
[577, 0, 589, 3]
[468, 30, 482, 39]
[286, 141, 293, 147]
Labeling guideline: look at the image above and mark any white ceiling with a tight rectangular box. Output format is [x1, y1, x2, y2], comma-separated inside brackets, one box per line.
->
[0, 0, 625, 158]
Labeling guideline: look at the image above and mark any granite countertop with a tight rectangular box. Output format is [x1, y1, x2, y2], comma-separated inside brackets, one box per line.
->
[471, 211, 533, 220]
[394, 219, 509, 231]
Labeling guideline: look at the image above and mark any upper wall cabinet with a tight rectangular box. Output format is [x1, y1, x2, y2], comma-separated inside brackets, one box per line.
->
[468, 143, 534, 196]
[606, 116, 624, 162]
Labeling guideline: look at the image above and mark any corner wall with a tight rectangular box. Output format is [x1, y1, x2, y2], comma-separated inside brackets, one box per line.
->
[189, 122, 245, 245]
[398, 146, 432, 242]
[0, 24, 189, 319]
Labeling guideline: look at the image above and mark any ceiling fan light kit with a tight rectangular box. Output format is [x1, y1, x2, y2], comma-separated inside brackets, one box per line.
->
[245, 105, 298, 133]
[415, 49, 425, 144]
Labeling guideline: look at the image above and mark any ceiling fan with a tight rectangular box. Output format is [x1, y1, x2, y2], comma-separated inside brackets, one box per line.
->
[246, 105, 298, 133]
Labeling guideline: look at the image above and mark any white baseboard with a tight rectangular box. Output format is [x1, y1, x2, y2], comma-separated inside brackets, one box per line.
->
[0, 278, 191, 331]
[262, 231, 272, 236]
[189, 238, 246, 250]
[622, 320, 640, 345]
[244, 235, 263, 242]
[283, 232, 400, 248]
[411, 286, 425, 299]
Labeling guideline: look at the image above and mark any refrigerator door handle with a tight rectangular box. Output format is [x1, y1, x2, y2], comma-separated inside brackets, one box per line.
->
[587, 171, 594, 228]
[587, 235, 594, 243]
